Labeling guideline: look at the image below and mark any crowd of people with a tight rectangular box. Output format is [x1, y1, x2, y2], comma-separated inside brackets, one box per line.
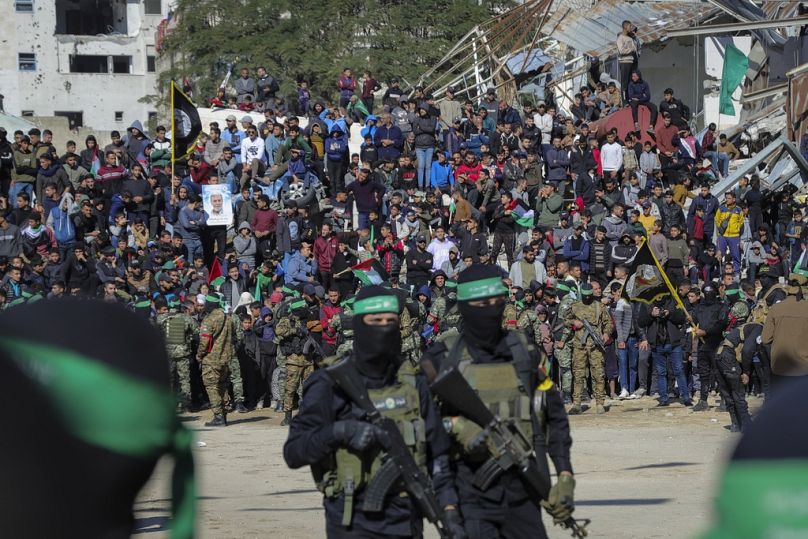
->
[1, 24, 807, 434]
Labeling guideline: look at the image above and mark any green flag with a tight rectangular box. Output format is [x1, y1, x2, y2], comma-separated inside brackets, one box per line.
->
[719, 43, 748, 116]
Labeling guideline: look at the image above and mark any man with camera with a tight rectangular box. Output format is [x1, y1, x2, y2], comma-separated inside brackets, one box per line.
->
[637, 294, 693, 407]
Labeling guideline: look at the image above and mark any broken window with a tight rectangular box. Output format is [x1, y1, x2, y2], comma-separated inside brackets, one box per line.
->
[147, 55, 156, 73]
[69, 55, 108, 73]
[54, 111, 84, 130]
[18, 53, 36, 71]
[112, 56, 132, 74]
[56, 0, 125, 35]
[144, 0, 161, 15]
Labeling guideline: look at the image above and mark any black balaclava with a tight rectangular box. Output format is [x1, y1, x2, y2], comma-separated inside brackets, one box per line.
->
[205, 293, 222, 313]
[580, 282, 594, 305]
[352, 286, 401, 379]
[702, 284, 718, 305]
[457, 264, 508, 352]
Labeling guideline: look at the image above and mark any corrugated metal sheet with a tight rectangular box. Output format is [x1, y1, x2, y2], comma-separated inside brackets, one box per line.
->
[788, 66, 808, 144]
[542, 0, 716, 57]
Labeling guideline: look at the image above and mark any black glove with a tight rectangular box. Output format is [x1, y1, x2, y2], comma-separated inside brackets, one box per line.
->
[332, 420, 379, 452]
[444, 508, 468, 539]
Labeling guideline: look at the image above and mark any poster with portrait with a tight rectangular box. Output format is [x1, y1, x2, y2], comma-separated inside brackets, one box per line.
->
[202, 184, 233, 227]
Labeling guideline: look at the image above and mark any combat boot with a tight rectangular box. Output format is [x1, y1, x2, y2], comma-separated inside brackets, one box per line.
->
[235, 401, 249, 414]
[568, 404, 582, 415]
[280, 411, 292, 426]
[205, 414, 227, 427]
[693, 400, 709, 412]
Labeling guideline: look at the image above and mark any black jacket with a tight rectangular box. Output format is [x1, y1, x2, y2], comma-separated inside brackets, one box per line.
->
[405, 248, 433, 284]
[638, 297, 687, 347]
[692, 299, 727, 350]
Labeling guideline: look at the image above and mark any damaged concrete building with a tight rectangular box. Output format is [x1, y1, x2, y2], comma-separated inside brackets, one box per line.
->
[0, 0, 169, 130]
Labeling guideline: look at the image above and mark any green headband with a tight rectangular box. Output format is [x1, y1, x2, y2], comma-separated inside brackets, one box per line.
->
[205, 294, 220, 303]
[353, 295, 399, 315]
[1, 337, 196, 539]
[457, 277, 508, 301]
[445, 280, 458, 289]
[134, 300, 152, 309]
[556, 282, 572, 293]
[289, 300, 307, 311]
[703, 460, 808, 538]
[580, 288, 593, 296]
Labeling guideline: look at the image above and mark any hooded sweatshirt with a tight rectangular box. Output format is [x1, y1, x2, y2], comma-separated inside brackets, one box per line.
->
[234, 222, 256, 269]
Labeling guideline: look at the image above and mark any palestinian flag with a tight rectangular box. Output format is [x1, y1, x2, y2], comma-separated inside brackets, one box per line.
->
[171, 80, 202, 162]
[625, 239, 675, 304]
[208, 257, 225, 288]
[351, 258, 389, 286]
[508, 199, 535, 228]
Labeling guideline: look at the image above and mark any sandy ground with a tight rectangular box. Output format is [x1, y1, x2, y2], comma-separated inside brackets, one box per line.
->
[134, 395, 756, 539]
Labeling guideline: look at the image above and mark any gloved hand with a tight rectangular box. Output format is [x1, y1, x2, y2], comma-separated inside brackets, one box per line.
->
[541, 474, 575, 523]
[443, 508, 468, 539]
[332, 420, 379, 452]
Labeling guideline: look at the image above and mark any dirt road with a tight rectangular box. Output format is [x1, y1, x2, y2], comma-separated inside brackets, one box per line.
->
[135, 396, 752, 539]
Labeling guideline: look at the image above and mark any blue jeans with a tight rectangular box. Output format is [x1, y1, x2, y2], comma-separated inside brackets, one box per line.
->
[416, 147, 434, 189]
[225, 171, 239, 197]
[183, 239, 203, 262]
[652, 344, 689, 403]
[717, 152, 730, 177]
[9, 182, 34, 204]
[617, 336, 639, 393]
[718, 235, 741, 273]
[357, 212, 370, 230]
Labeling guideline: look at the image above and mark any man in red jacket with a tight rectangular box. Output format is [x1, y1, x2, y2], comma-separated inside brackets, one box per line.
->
[319, 288, 342, 357]
[313, 222, 339, 289]
[250, 195, 278, 260]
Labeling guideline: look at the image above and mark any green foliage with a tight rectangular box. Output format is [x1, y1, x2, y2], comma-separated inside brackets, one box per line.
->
[159, 0, 511, 106]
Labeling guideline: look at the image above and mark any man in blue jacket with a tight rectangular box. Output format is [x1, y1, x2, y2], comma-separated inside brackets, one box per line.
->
[627, 71, 658, 136]
[545, 136, 570, 187]
[373, 113, 403, 163]
[285, 242, 317, 286]
[687, 185, 719, 245]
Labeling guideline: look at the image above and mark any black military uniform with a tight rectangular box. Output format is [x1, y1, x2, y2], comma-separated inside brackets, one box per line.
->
[284, 286, 465, 539]
[421, 264, 575, 539]
[714, 302, 757, 431]
[692, 284, 728, 410]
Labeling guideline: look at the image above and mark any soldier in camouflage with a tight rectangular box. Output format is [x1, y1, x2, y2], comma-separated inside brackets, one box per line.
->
[565, 282, 614, 414]
[429, 290, 462, 343]
[228, 309, 247, 413]
[276, 299, 314, 426]
[400, 295, 426, 368]
[155, 297, 198, 411]
[552, 282, 577, 402]
[196, 292, 235, 426]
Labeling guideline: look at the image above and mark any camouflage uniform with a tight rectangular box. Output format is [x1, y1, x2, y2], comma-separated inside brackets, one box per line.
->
[331, 311, 354, 358]
[429, 292, 462, 342]
[565, 300, 613, 406]
[553, 294, 576, 400]
[197, 308, 234, 417]
[400, 299, 426, 368]
[157, 311, 198, 409]
[276, 314, 313, 412]
[228, 313, 245, 404]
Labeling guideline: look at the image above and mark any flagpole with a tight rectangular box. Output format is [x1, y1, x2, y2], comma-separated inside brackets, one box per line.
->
[170, 80, 176, 189]
[638, 238, 697, 332]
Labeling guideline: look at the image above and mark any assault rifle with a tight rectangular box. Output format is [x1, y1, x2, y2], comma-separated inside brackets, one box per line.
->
[430, 366, 589, 539]
[326, 358, 452, 539]
[579, 318, 607, 353]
